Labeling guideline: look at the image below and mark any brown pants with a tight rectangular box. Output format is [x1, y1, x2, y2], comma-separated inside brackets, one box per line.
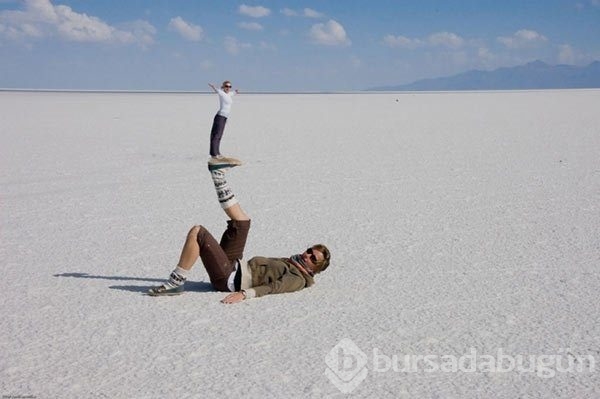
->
[196, 219, 251, 292]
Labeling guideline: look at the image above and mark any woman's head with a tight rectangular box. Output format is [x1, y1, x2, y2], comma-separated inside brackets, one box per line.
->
[222, 80, 232, 90]
[302, 244, 331, 274]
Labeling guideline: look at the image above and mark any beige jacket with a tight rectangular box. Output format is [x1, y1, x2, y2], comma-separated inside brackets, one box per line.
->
[241, 256, 315, 299]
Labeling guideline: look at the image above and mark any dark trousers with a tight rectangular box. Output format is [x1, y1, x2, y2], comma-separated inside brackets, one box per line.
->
[209, 114, 227, 156]
[196, 219, 251, 291]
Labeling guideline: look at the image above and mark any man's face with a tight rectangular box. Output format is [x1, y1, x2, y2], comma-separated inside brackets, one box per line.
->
[302, 247, 324, 272]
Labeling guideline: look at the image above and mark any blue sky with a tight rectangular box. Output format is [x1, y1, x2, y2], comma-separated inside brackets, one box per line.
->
[1, 0, 599, 91]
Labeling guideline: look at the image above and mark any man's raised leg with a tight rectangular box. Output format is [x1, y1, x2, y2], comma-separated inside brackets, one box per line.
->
[148, 166, 249, 296]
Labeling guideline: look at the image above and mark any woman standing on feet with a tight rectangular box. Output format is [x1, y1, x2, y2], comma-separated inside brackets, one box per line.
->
[148, 160, 331, 304]
[208, 81, 241, 166]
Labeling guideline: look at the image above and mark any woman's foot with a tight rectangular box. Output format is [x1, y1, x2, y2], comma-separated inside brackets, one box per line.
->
[208, 155, 242, 170]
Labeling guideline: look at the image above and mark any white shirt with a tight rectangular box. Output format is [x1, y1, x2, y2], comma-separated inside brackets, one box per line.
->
[216, 89, 235, 118]
[226, 259, 252, 292]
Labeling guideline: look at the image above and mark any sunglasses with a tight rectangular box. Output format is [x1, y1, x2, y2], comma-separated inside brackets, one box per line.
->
[306, 247, 319, 264]
[223, 85, 232, 88]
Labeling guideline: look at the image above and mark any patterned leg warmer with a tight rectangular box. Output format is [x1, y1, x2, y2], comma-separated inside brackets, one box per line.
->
[210, 169, 239, 209]
[163, 266, 189, 289]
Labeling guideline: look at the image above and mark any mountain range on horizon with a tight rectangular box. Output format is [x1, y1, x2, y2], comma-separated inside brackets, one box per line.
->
[368, 60, 600, 91]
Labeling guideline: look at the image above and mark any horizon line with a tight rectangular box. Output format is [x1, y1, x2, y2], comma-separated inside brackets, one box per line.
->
[2, 88, 600, 95]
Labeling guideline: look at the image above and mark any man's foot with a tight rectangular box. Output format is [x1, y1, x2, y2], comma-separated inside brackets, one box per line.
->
[147, 284, 184, 296]
[208, 155, 242, 171]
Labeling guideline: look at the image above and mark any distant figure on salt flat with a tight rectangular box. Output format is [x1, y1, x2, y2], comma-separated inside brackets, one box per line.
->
[207, 81, 242, 168]
[148, 159, 331, 304]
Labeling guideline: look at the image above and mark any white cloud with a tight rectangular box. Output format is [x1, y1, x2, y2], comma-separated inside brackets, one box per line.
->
[238, 4, 271, 18]
[384, 31, 464, 49]
[574, 1, 600, 10]
[21, 0, 58, 23]
[477, 47, 495, 64]
[0, 0, 155, 45]
[281, 7, 323, 18]
[238, 21, 263, 31]
[497, 29, 548, 49]
[224, 36, 252, 55]
[428, 31, 464, 48]
[383, 34, 422, 49]
[121, 20, 156, 47]
[168, 16, 203, 41]
[303, 8, 324, 18]
[53, 4, 113, 42]
[309, 19, 350, 46]
[558, 44, 576, 64]
[556, 43, 593, 65]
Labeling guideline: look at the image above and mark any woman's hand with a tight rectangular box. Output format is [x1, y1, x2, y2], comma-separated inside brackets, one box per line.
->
[221, 291, 245, 304]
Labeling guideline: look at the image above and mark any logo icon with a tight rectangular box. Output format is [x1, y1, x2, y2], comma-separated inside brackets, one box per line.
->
[324, 338, 368, 393]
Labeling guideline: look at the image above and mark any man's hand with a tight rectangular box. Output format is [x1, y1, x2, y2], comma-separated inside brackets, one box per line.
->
[221, 291, 245, 304]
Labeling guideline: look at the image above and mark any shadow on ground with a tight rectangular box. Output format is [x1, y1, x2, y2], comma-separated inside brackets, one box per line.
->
[54, 272, 213, 294]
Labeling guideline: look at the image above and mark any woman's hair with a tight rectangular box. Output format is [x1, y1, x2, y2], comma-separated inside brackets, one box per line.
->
[312, 244, 331, 273]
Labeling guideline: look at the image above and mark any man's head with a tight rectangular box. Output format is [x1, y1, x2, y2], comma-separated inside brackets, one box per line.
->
[301, 244, 331, 274]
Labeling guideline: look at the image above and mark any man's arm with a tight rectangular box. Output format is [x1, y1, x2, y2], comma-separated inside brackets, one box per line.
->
[221, 291, 246, 304]
[220, 271, 305, 304]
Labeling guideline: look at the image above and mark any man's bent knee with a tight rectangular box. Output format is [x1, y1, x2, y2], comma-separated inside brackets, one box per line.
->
[189, 225, 210, 242]
[194, 225, 215, 246]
